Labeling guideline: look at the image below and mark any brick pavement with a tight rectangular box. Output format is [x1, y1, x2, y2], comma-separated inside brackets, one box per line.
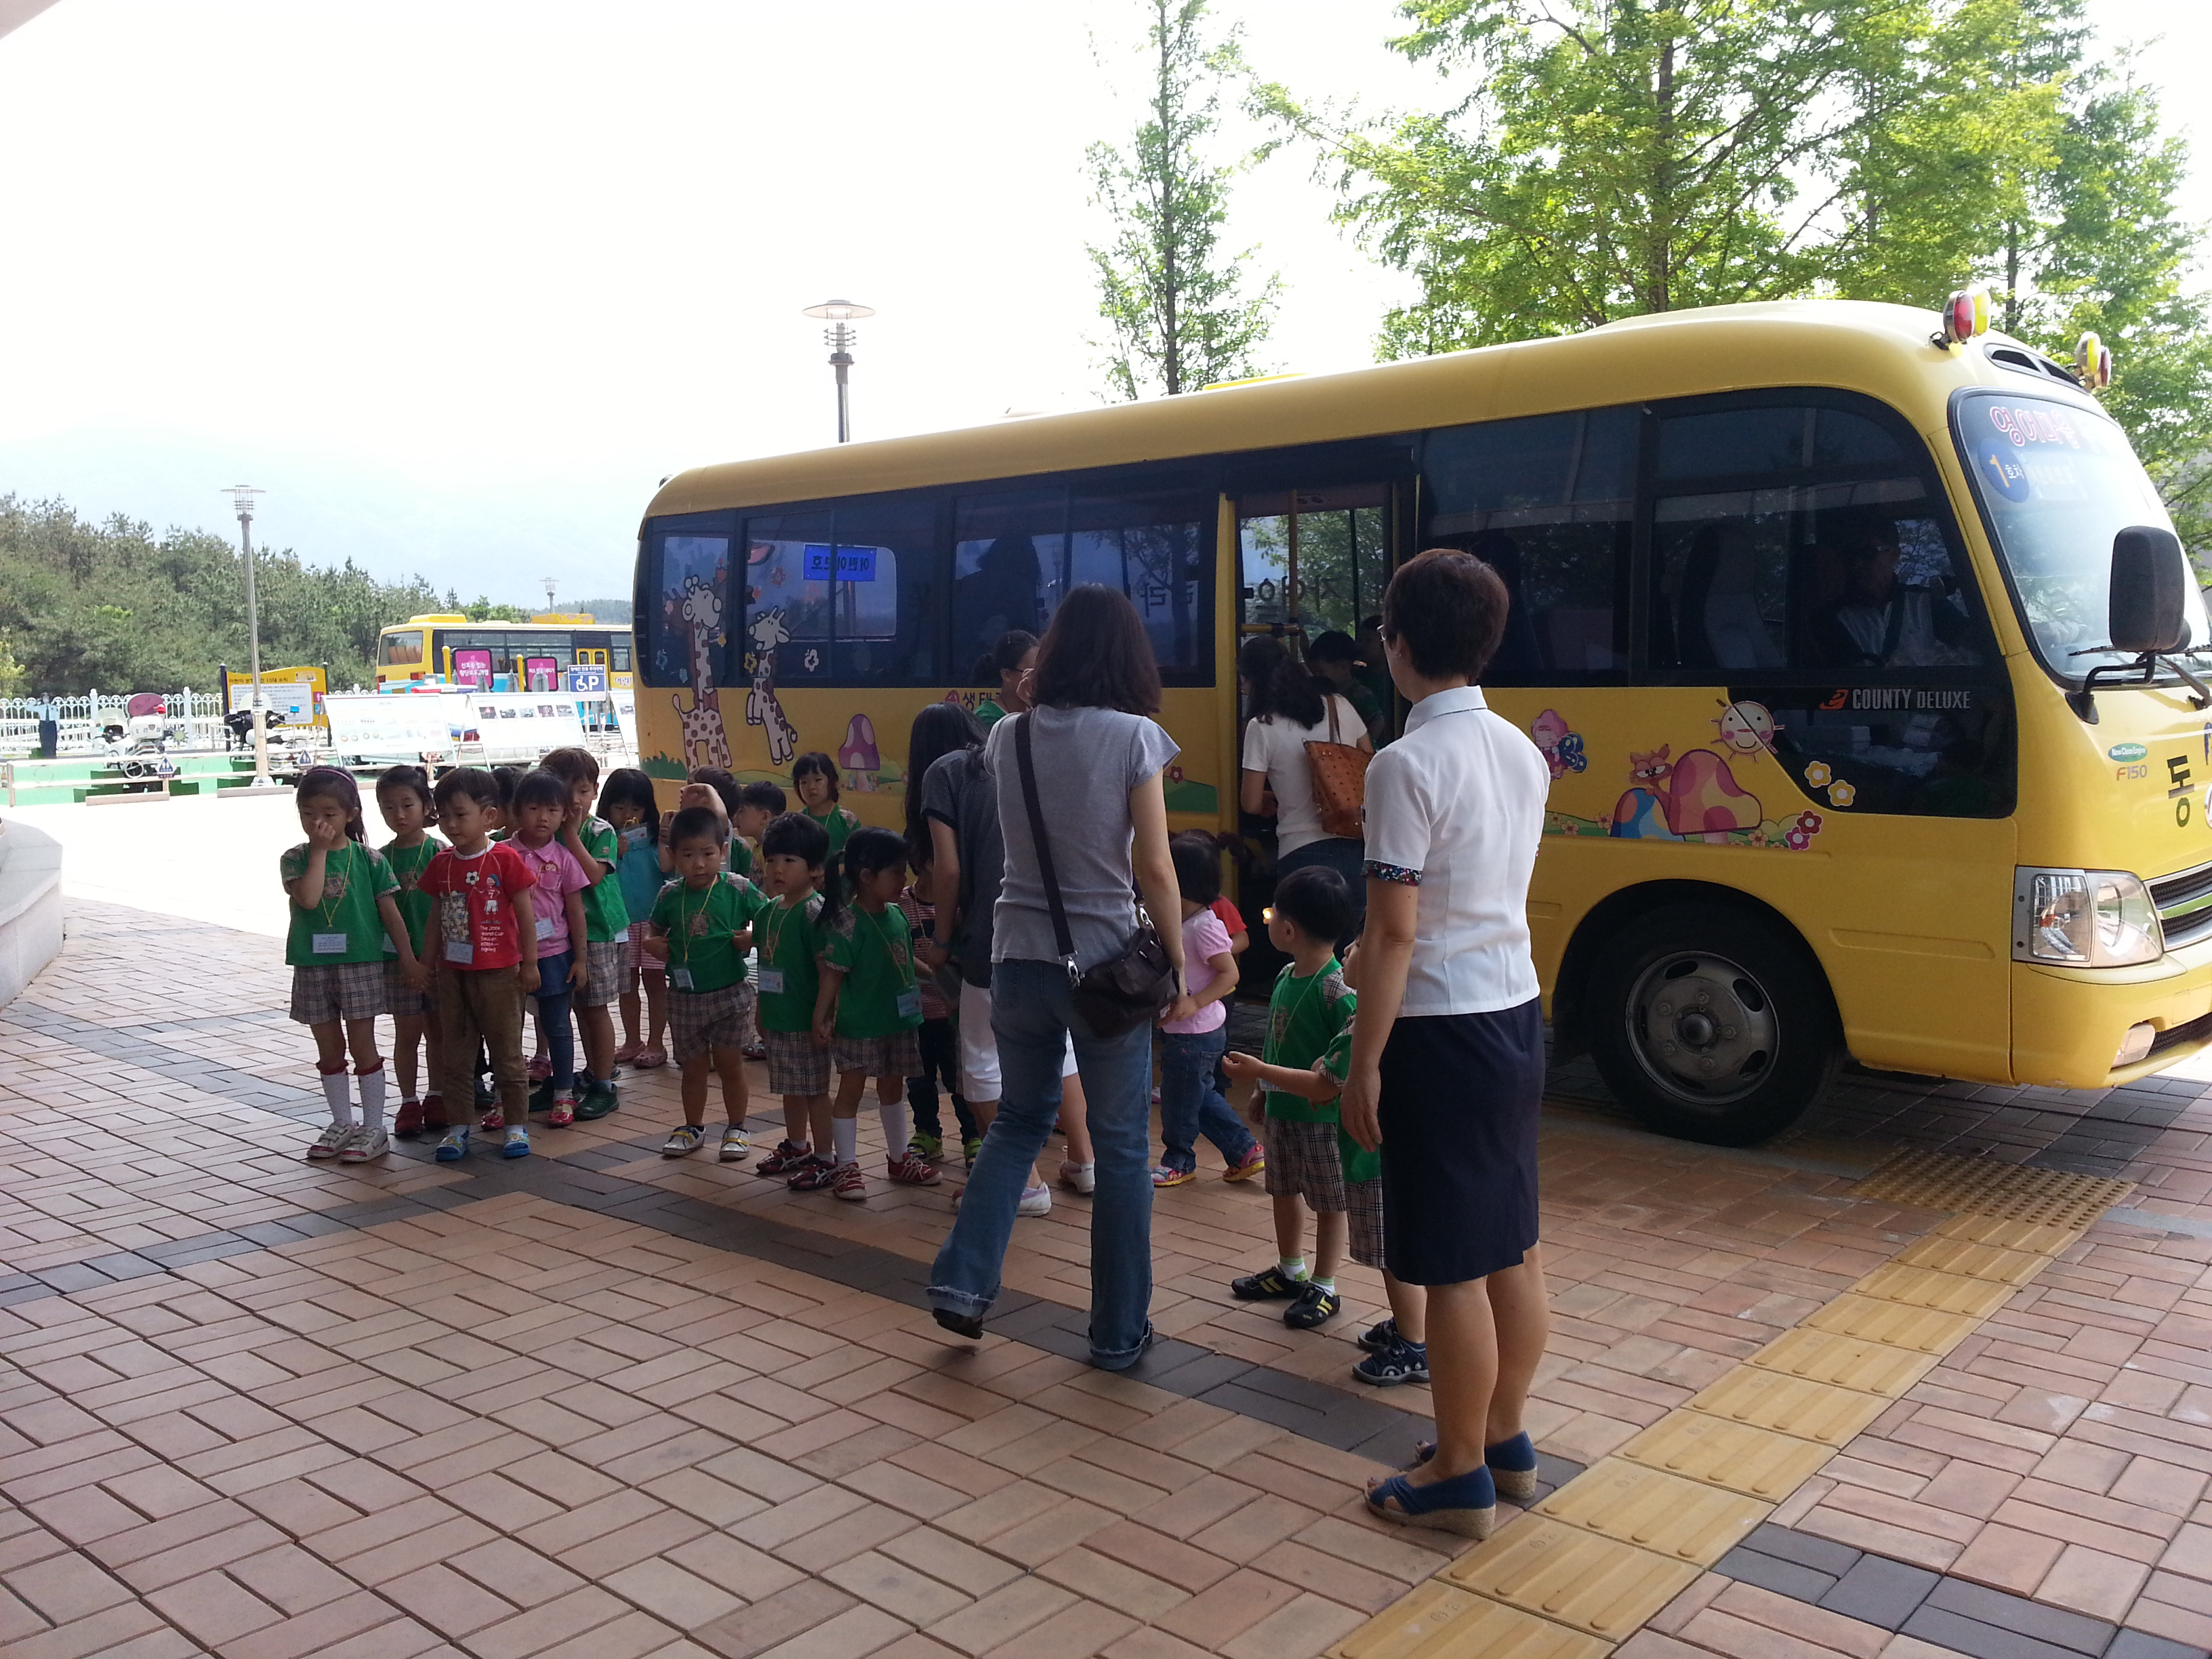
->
[1, 898, 2209, 1658]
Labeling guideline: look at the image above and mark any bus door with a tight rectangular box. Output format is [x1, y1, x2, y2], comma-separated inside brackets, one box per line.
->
[574, 632, 611, 673]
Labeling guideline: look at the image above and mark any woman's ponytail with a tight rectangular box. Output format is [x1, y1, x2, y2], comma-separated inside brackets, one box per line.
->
[816, 851, 845, 929]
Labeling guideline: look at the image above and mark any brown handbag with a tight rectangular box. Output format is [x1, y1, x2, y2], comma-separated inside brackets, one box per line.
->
[1304, 695, 1370, 840]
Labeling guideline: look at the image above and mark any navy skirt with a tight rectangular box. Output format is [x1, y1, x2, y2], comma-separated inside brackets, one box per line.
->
[1377, 998, 1544, 1285]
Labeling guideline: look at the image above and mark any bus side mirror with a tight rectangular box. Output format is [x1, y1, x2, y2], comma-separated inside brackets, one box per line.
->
[2110, 525, 2188, 654]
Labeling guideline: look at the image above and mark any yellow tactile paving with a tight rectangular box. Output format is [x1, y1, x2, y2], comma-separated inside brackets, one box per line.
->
[1935, 1210, 2089, 1252]
[1745, 1324, 1940, 1394]
[1617, 1410, 1837, 1500]
[1534, 1458, 1769, 1565]
[1687, 1364, 1893, 1445]
[1442, 1517, 1703, 1641]
[1803, 1292, 1982, 1354]
[1329, 1582, 1612, 1659]
[1851, 1261, 2018, 1317]
[1851, 1146, 2132, 1229]
[1891, 1231, 2052, 1283]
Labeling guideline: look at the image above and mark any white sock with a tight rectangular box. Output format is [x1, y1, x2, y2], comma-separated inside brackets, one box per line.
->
[1279, 1256, 1307, 1282]
[356, 1065, 387, 1130]
[878, 1099, 909, 1160]
[321, 1068, 355, 1126]
[1309, 1276, 1336, 1295]
[832, 1116, 859, 1167]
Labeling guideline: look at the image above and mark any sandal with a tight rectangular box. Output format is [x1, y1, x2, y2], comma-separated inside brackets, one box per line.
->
[1405, 1433, 1538, 1502]
[1365, 1467, 1496, 1538]
[634, 1046, 668, 1069]
[612, 1042, 641, 1065]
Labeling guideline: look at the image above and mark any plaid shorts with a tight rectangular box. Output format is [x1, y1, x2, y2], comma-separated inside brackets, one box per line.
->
[764, 1027, 830, 1097]
[579, 937, 626, 1008]
[669, 980, 757, 1066]
[382, 956, 430, 1018]
[291, 960, 387, 1025]
[834, 1028, 920, 1082]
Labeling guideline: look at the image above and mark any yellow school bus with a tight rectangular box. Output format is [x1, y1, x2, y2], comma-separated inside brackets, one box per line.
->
[373, 615, 635, 691]
[630, 299, 2210, 1143]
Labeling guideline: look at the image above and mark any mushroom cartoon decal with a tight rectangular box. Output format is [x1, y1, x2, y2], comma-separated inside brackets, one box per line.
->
[838, 713, 882, 792]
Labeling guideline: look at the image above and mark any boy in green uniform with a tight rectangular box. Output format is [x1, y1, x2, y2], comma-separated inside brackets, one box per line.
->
[814, 825, 935, 1202]
[753, 811, 836, 1185]
[649, 806, 771, 1162]
[375, 765, 447, 1139]
[541, 747, 628, 1118]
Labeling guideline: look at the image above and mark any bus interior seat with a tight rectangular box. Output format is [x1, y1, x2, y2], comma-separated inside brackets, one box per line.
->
[1678, 523, 1784, 671]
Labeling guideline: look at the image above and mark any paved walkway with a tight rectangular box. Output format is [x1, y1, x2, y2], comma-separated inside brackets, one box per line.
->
[1, 895, 2209, 1659]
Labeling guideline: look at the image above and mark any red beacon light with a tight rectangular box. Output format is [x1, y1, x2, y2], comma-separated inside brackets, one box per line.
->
[2076, 330, 2114, 389]
[1935, 285, 1990, 348]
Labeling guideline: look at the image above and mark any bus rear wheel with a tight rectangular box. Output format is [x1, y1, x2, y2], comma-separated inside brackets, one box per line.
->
[1586, 903, 1839, 1147]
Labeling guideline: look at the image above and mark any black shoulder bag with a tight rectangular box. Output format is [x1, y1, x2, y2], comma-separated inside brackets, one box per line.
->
[1012, 712, 1179, 1038]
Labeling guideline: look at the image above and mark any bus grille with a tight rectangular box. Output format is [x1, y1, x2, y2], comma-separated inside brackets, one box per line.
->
[2150, 1009, 2212, 1059]
[2150, 859, 2212, 950]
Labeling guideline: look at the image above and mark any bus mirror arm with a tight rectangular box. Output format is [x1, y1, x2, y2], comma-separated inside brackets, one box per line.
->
[2065, 651, 2212, 724]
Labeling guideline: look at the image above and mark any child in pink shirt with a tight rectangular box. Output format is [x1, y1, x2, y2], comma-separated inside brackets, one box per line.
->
[1153, 834, 1265, 1187]
[506, 771, 593, 1128]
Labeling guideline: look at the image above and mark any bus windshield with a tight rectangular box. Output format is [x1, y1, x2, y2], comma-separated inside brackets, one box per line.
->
[1957, 390, 2207, 675]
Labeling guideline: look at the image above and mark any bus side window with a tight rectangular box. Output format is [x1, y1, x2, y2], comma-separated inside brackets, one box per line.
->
[831, 495, 939, 686]
[1419, 407, 1636, 684]
[954, 489, 1063, 678]
[638, 515, 736, 687]
[1069, 487, 1213, 684]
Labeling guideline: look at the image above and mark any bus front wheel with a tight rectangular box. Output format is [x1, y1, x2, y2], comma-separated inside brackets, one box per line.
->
[1586, 903, 1839, 1147]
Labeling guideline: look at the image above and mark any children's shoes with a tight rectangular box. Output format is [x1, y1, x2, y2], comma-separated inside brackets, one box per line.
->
[502, 1126, 531, 1160]
[434, 1127, 471, 1162]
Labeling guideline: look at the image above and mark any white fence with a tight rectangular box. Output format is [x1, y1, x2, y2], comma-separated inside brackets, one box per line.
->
[0, 689, 230, 756]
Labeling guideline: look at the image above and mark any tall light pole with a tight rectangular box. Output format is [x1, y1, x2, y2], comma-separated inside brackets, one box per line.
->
[541, 577, 558, 614]
[226, 486, 272, 787]
[802, 299, 874, 443]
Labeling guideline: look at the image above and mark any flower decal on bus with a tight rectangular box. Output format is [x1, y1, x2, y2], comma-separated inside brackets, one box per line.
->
[1784, 810, 1824, 851]
[1827, 780, 1857, 808]
[1804, 761, 1832, 787]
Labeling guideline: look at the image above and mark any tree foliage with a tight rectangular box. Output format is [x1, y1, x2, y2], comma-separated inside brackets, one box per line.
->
[1088, 0, 1280, 398]
[1255, 0, 2211, 544]
[0, 495, 443, 695]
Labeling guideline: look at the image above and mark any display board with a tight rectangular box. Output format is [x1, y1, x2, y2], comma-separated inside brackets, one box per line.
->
[224, 666, 327, 728]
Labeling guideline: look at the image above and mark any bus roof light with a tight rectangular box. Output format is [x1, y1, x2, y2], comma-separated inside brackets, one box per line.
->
[2076, 331, 2113, 389]
[1935, 286, 1990, 348]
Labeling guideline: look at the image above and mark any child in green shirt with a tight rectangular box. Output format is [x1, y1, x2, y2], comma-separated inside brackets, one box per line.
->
[283, 766, 420, 1165]
[754, 811, 836, 1185]
[792, 750, 861, 858]
[647, 806, 771, 1162]
[813, 825, 933, 1202]
[540, 747, 628, 1118]
[375, 764, 446, 1139]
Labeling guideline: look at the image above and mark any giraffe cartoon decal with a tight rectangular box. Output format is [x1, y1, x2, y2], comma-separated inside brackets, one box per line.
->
[671, 574, 731, 771]
[745, 606, 798, 766]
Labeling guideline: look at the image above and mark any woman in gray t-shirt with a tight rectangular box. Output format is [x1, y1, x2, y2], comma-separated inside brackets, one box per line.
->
[927, 586, 1191, 1370]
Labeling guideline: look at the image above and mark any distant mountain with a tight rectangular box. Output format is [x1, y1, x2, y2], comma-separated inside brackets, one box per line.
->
[571, 598, 632, 623]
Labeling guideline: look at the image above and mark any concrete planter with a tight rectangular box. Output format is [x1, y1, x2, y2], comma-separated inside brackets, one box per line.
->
[0, 817, 63, 1006]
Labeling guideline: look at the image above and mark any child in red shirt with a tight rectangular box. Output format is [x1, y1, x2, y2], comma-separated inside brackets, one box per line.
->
[421, 768, 540, 1162]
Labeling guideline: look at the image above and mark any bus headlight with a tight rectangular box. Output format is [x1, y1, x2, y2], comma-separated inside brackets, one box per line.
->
[2013, 867, 2163, 966]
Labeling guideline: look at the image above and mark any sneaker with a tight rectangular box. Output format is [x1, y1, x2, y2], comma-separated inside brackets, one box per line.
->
[832, 1160, 867, 1202]
[574, 1079, 619, 1121]
[1151, 1164, 1195, 1188]
[1352, 1336, 1430, 1387]
[962, 1135, 982, 1168]
[502, 1126, 531, 1160]
[909, 1131, 943, 1162]
[743, 1040, 768, 1061]
[888, 1151, 941, 1185]
[1222, 1145, 1266, 1183]
[340, 1126, 390, 1164]
[527, 1080, 554, 1113]
[1286, 1282, 1342, 1330]
[719, 1126, 751, 1163]
[789, 1155, 838, 1191]
[393, 1100, 424, 1140]
[420, 1093, 448, 1132]
[478, 1109, 505, 1132]
[1357, 1317, 1400, 1354]
[434, 1127, 471, 1162]
[1017, 1183, 1052, 1217]
[1231, 1264, 1309, 1300]
[758, 1139, 813, 1176]
[527, 1053, 552, 1082]
[663, 1124, 707, 1157]
[544, 1095, 576, 1128]
[306, 1122, 352, 1160]
[1059, 1160, 1096, 1195]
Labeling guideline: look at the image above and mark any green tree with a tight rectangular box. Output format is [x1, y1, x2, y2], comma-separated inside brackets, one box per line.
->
[0, 634, 24, 699]
[1089, 0, 1279, 398]
[445, 594, 532, 622]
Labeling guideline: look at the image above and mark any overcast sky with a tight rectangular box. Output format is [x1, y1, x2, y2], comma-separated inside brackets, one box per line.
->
[0, 0, 2201, 607]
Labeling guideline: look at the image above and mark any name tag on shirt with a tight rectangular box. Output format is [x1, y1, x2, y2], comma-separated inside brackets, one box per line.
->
[670, 966, 695, 991]
[444, 939, 474, 964]
[756, 966, 785, 996]
[895, 989, 923, 1020]
[536, 914, 556, 939]
[312, 933, 349, 956]
[383, 938, 397, 954]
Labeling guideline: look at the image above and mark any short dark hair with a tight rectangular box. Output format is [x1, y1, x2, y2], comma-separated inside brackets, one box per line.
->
[738, 780, 786, 815]
[689, 765, 743, 815]
[762, 810, 842, 926]
[600, 766, 659, 840]
[375, 763, 436, 823]
[539, 747, 599, 786]
[434, 766, 503, 815]
[1031, 586, 1162, 715]
[844, 825, 907, 882]
[1307, 630, 1358, 665]
[295, 765, 367, 842]
[792, 752, 840, 802]
[1272, 864, 1353, 945]
[489, 764, 522, 808]
[668, 806, 728, 848]
[1382, 549, 1510, 682]
[1170, 832, 1222, 905]
[511, 769, 569, 814]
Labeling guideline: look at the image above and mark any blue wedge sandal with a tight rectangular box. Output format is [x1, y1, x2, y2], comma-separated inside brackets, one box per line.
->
[1366, 1465, 1497, 1538]
[1406, 1431, 1539, 1502]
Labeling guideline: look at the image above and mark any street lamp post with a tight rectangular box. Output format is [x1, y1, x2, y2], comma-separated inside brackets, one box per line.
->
[801, 299, 874, 443]
[225, 486, 272, 787]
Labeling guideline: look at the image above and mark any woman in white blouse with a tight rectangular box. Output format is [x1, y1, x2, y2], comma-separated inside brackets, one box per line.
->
[1341, 549, 1552, 1540]
[1238, 637, 1372, 944]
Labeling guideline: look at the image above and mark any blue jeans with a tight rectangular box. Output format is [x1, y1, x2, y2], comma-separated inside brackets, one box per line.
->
[1158, 1026, 1254, 1174]
[1279, 836, 1366, 949]
[928, 958, 1156, 1368]
[531, 949, 575, 1093]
